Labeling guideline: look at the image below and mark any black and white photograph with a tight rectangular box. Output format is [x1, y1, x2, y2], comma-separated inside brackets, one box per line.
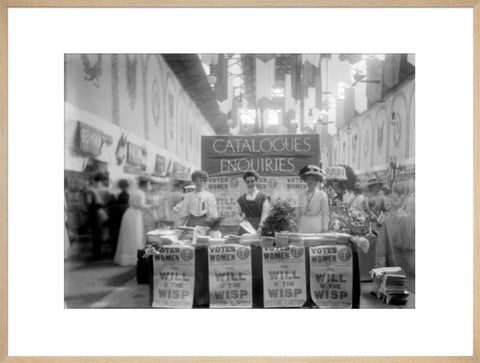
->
[64, 53, 416, 309]
[3, 3, 477, 360]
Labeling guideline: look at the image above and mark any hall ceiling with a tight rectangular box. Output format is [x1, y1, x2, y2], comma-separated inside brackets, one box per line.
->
[162, 54, 229, 135]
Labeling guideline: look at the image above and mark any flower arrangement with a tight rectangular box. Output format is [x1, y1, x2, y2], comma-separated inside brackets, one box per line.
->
[348, 208, 370, 235]
[261, 199, 298, 237]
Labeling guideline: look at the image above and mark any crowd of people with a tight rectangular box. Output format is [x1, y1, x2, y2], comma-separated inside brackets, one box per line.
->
[64, 165, 415, 266]
[64, 172, 190, 265]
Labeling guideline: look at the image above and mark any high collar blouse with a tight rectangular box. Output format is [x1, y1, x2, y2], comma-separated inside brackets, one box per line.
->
[180, 190, 218, 219]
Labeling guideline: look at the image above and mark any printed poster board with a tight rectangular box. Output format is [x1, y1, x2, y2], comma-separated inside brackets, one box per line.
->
[309, 244, 353, 309]
[152, 245, 195, 308]
[208, 244, 253, 308]
[262, 245, 307, 308]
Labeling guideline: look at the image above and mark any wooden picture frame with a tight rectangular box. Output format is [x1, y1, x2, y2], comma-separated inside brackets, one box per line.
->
[1, 1, 478, 362]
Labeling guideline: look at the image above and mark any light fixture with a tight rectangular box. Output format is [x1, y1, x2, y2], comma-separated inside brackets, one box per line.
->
[207, 74, 217, 87]
[207, 63, 217, 87]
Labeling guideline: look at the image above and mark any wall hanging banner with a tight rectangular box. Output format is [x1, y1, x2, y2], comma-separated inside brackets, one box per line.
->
[77, 122, 104, 156]
[154, 154, 166, 175]
[201, 134, 320, 177]
[127, 142, 143, 165]
[173, 161, 190, 181]
[262, 245, 307, 308]
[255, 55, 276, 109]
[152, 245, 195, 308]
[309, 244, 353, 309]
[208, 244, 252, 308]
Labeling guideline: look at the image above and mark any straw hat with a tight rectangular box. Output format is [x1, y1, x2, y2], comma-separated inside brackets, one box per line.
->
[367, 177, 384, 188]
[299, 165, 325, 182]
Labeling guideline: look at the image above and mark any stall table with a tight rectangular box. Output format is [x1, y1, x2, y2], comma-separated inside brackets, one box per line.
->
[143, 241, 362, 309]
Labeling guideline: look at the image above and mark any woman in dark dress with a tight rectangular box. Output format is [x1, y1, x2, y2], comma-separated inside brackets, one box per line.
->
[236, 171, 270, 235]
[109, 179, 130, 257]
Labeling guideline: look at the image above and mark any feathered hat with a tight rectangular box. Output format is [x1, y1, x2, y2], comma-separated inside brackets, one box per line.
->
[299, 165, 325, 182]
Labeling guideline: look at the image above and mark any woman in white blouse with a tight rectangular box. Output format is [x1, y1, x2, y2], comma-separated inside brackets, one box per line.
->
[297, 165, 329, 233]
[114, 187, 149, 266]
[180, 170, 218, 227]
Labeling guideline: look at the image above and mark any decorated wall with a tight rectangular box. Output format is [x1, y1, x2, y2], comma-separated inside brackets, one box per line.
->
[331, 79, 415, 178]
[65, 54, 215, 181]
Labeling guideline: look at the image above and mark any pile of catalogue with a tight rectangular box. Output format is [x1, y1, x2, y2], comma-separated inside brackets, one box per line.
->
[141, 227, 371, 309]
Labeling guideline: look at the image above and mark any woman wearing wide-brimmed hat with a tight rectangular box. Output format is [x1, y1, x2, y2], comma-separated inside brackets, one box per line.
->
[297, 165, 329, 233]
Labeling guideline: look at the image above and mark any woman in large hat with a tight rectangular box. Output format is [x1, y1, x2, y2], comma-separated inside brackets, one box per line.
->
[297, 165, 329, 233]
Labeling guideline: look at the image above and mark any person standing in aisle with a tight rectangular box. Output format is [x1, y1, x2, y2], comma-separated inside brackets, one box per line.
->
[85, 172, 115, 260]
[114, 186, 149, 266]
[180, 170, 218, 227]
[236, 171, 270, 235]
[109, 179, 130, 258]
[139, 176, 157, 235]
[349, 184, 372, 214]
[172, 183, 195, 214]
[170, 181, 190, 227]
[297, 165, 329, 233]
[365, 178, 388, 225]
[342, 188, 354, 205]
[64, 194, 70, 260]
[151, 178, 170, 227]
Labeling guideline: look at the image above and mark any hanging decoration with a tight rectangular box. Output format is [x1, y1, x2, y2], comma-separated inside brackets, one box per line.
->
[151, 78, 160, 125]
[126, 54, 137, 110]
[255, 54, 276, 133]
[377, 117, 384, 154]
[363, 128, 370, 159]
[115, 132, 128, 165]
[81, 54, 103, 87]
[393, 114, 402, 148]
[168, 93, 175, 139]
[351, 132, 358, 165]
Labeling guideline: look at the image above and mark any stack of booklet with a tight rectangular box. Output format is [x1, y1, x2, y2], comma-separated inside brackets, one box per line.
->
[239, 233, 261, 246]
[370, 267, 410, 305]
[175, 226, 195, 242]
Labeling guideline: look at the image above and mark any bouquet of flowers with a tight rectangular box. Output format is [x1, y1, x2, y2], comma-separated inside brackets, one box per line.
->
[348, 208, 370, 235]
[328, 205, 349, 232]
[261, 199, 298, 237]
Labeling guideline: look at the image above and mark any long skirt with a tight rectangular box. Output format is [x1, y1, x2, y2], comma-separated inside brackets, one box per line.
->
[114, 207, 144, 266]
[299, 215, 324, 234]
[185, 214, 209, 227]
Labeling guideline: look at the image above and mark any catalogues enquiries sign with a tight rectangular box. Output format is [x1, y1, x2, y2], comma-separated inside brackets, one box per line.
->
[208, 244, 252, 308]
[262, 245, 307, 308]
[309, 244, 353, 308]
[152, 245, 195, 308]
[201, 134, 320, 177]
